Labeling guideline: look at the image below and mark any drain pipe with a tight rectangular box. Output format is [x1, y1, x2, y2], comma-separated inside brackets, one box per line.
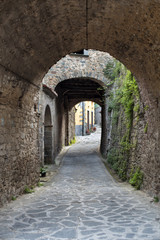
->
[82, 102, 85, 136]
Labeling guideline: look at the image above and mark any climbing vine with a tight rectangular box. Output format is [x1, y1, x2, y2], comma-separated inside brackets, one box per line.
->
[129, 167, 143, 190]
[104, 60, 142, 186]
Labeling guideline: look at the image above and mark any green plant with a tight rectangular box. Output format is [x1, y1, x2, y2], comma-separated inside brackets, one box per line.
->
[103, 59, 122, 81]
[107, 149, 127, 181]
[144, 123, 148, 133]
[143, 105, 149, 112]
[40, 167, 47, 177]
[40, 167, 47, 174]
[119, 71, 139, 129]
[103, 60, 115, 81]
[107, 148, 119, 166]
[69, 136, 76, 145]
[118, 160, 127, 181]
[153, 196, 159, 203]
[24, 186, 34, 194]
[133, 103, 140, 113]
[12, 196, 16, 201]
[129, 167, 143, 190]
[129, 166, 135, 178]
[37, 182, 44, 187]
[112, 161, 120, 172]
[104, 60, 141, 184]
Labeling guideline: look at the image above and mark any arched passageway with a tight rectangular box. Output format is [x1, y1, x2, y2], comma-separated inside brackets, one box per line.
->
[0, 1, 160, 205]
[55, 77, 107, 153]
[44, 105, 52, 164]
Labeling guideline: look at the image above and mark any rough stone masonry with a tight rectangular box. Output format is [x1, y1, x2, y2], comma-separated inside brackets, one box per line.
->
[0, 1, 160, 205]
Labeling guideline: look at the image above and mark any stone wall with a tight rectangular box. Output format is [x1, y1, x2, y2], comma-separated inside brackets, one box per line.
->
[130, 82, 160, 196]
[42, 49, 110, 154]
[39, 85, 67, 165]
[39, 89, 56, 165]
[0, 1, 160, 206]
[106, 65, 160, 198]
[42, 49, 111, 151]
[0, 66, 40, 206]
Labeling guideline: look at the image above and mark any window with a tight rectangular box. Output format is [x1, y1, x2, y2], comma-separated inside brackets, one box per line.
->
[87, 110, 90, 129]
[70, 49, 89, 57]
[91, 112, 93, 127]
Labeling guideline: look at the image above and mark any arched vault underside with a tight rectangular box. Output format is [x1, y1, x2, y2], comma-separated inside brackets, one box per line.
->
[55, 78, 105, 110]
[0, 0, 160, 96]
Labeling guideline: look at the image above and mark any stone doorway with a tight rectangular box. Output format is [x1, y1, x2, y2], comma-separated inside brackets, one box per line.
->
[44, 105, 52, 164]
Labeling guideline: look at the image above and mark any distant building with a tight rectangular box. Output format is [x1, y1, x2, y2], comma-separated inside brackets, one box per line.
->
[95, 104, 101, 126]
[75, 101, 95, 136]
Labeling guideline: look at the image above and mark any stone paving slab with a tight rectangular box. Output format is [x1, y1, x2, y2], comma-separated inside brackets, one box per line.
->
[0, 127, 160, 239]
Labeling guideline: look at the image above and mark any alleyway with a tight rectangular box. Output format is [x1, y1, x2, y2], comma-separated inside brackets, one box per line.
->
[0, 128, 160, 240]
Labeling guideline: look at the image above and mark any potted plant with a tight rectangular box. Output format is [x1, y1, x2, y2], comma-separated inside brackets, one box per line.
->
[40, 167, 47, 177]
[86, 129, 91, 135]
[90, 128, 94, 133]
[93, 126, 96, 132]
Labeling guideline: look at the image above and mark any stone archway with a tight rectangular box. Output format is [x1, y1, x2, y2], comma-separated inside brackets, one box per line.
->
[0, 1, 160, 94]
[54, 77, 107, 153]
[0, 1, 160, 204]
[44, 105, 52, 164]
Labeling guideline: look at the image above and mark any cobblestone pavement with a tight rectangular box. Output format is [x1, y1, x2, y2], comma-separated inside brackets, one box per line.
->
[0, 127, 160, 240]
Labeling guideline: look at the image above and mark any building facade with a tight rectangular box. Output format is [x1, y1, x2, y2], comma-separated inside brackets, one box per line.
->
[75, 101, 95, 136]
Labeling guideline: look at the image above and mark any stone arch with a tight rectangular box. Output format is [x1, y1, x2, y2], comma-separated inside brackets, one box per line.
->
[54, 77, 106, 110]
[43, 50, 110, 92]
[0, 1, 160, 204]
[1, 1, 160, 97]
[54, 77, 106, 150]
[44, 105, 53, 164]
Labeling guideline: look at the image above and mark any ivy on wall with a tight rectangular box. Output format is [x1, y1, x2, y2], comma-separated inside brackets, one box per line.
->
[104, 60, 143, 189]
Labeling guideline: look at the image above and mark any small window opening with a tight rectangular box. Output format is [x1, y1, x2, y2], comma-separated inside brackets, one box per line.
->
[70, 49, 89, 57]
